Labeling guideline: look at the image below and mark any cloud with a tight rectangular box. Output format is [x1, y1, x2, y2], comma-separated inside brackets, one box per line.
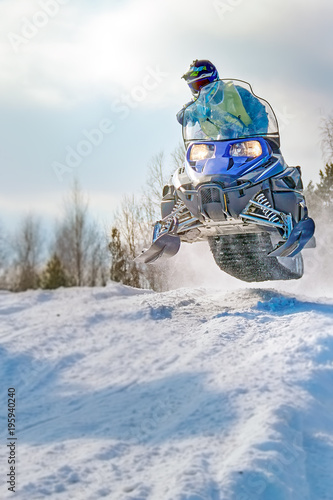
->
[1, 0, 333, 110]
[0, 0, 176, 107]
[0, 187, 121, 231]
[0, 191, 62, 220]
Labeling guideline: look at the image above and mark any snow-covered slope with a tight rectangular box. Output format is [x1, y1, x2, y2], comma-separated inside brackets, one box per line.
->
[1, 279, 333, 500]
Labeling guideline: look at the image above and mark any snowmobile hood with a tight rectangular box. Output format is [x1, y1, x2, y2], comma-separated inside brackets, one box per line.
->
[185, 138, 285, 185]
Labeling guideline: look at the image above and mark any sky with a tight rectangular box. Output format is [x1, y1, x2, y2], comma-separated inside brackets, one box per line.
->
[1, 0, 333, 231]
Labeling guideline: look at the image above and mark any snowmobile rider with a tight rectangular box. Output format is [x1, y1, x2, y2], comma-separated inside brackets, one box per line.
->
[177, 59, 269, 138]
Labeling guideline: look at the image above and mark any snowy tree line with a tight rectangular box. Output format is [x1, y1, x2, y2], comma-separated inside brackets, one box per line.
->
[0, 125, 332, 293]
[0, 146, 184, 292]
[0, 180, 110, 292]
[109, 145, 185, 291]
[305, 116, 333, 225]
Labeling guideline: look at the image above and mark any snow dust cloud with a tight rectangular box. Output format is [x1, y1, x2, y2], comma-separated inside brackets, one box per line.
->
[282, 219, 333, 298]
[160, 223, 333, 299]
[164, 241, 250, 291]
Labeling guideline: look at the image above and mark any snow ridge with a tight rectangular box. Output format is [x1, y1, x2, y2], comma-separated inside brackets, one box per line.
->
[0, 284, 333, 500]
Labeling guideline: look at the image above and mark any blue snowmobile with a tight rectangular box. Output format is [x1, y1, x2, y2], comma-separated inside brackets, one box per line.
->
[136, 79, 315, 282]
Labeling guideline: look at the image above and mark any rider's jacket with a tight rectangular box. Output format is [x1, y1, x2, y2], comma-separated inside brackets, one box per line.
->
[177, 81, 269, 138]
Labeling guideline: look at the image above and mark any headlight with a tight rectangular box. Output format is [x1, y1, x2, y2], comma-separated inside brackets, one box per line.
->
[190, 144, 215, 162]
[229, 140, 262, 158]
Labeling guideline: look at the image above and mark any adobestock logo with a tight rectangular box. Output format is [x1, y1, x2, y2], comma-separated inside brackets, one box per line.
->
[52, 119, 115, 182]
[274, 106, 296, 133]
[8, 0, 70, 53]
[111, 66, 169, 120]
[213, 0, 244, 21]
[52, 65, 169, 182]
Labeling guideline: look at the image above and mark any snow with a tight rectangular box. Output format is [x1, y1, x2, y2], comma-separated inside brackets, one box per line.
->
[1, 265, 333, 500]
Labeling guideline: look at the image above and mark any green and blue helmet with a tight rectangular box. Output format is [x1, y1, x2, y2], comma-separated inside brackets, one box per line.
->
[182, 59, 219, 96]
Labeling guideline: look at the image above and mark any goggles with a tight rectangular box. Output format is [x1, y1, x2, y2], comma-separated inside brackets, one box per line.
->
[189, 78, 212, 93]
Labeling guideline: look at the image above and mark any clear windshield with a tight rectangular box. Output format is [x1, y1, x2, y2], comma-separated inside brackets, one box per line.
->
[182, 79, 279, 144]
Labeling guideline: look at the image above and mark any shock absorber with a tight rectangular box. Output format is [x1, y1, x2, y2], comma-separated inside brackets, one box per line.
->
[255, 193, 280, 224]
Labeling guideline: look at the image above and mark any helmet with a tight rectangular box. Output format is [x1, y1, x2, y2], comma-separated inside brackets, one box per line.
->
[182, 59, 219, 96]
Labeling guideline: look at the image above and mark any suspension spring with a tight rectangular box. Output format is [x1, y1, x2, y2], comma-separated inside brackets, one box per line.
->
[255, 193, 280, 224]
[162, 199, 190, 232]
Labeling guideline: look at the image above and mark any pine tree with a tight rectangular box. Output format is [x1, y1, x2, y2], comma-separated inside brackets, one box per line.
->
[40, 254, 69, 290]
[109, 227, 127, 283]
[109, 227, 142, 288]
[317, 163, 333, 206]
[305, 163, 333, 220]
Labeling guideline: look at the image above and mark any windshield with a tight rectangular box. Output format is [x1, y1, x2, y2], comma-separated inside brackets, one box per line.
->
[182, 79, 279, 145]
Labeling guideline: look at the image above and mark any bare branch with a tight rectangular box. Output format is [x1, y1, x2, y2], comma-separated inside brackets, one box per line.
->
[54, 180, 108, 286]
[12, 214, 44, 291]
[320, 115, 333, 162]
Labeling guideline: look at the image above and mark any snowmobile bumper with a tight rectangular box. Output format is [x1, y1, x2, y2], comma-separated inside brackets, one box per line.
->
[269, 217, 315, 258]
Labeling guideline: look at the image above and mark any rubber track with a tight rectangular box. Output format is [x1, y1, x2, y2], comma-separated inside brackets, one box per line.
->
[209, 233, 303, 282]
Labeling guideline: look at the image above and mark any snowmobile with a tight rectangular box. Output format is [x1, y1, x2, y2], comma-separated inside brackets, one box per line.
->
[136, 79, 315, 282]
